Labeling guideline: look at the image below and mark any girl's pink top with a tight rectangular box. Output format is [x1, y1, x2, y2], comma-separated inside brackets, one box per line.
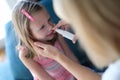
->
[33, 41, 76, 80]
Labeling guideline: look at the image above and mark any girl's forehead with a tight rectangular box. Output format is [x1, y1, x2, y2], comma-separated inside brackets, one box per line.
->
[32, 9, 49, 20]
[29, 9, 50, 28]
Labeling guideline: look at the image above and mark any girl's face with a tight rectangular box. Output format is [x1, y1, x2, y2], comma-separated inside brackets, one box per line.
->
[30, 9, 55, 42]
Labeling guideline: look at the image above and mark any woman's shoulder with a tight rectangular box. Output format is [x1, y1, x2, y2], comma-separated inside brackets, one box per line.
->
[102, 59, 120, 80]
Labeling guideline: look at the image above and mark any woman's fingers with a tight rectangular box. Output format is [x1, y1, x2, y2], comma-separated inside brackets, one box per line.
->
[72, 35, 78, 44]
[33, 41, 61, 59]
[33, 42, 45, 54]
[33, 42, 48, 50]
[53, 20, 70, 31]
[53, 20, 64, 30]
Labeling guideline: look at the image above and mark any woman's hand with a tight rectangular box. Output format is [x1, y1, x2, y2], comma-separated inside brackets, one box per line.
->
[33, 42, 62, 60]
[53, 20, 70, 31]
[17, 45, 28, 56]
[53, 20, 78, 44]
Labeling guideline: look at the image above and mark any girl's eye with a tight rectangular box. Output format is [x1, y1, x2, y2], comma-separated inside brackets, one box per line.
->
[40, 25, 45, 30]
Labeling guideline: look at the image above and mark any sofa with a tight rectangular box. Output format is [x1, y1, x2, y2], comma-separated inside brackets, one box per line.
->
[3, 0, 104, 80]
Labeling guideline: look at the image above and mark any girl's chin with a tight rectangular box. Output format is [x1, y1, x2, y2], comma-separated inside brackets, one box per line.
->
[48, 35, 55, 40]
[46, 34, 57, 43]
[47, 33, 55, 39]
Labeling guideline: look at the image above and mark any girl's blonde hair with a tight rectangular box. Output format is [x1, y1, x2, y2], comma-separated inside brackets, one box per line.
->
[12, 1, 43, 58]
[54, 0, 120, 68]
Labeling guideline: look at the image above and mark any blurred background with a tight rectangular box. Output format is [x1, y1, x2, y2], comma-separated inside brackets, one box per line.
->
[0, 0, 105, 80]
[0, 0, 17, 59]
[0, 0, 18, 80]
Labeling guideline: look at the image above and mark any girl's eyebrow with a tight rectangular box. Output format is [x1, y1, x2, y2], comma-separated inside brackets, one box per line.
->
[40, 25, 45, 30]
[41, 17, 50, 27]
[37, 16, 50, 30]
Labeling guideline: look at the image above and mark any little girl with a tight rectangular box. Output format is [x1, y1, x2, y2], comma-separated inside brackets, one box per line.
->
[12, 1, 78, 80]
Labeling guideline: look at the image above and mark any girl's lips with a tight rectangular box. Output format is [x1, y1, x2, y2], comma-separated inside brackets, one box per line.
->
[47, 30, 55, 36]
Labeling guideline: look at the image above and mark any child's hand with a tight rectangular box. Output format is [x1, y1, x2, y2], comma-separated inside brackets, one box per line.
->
[53, 20, 70, 31]
[17, 45, 28, 55]
[33, 42, 62, 60]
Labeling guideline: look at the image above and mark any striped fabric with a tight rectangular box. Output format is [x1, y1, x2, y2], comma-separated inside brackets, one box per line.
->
[34, 41, 76, 80]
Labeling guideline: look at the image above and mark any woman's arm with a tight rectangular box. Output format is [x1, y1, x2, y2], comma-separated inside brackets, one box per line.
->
[18, 46, 55, 80]
[58, 35, 79, 63]
[33, 42, 101, 80]
[56, 53, 101, 80]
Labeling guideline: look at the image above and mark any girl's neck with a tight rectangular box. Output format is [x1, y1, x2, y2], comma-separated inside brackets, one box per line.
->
[43, 33, 58, 45]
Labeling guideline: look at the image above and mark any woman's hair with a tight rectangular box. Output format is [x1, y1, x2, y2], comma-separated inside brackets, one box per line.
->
[12, 1, 43, 58]
[54, 0, 120, 68]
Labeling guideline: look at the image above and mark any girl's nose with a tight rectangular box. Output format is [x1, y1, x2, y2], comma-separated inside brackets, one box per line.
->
[48, 26, 52, 31]
[46, 23, 53, 31]
[46, 24, 52, 31]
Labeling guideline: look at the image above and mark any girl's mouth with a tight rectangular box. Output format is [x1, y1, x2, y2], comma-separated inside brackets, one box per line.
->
[47, 30, 55, 36]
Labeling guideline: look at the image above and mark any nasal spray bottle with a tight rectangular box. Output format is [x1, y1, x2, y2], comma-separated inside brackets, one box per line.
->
[55, 29, 77, 44]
